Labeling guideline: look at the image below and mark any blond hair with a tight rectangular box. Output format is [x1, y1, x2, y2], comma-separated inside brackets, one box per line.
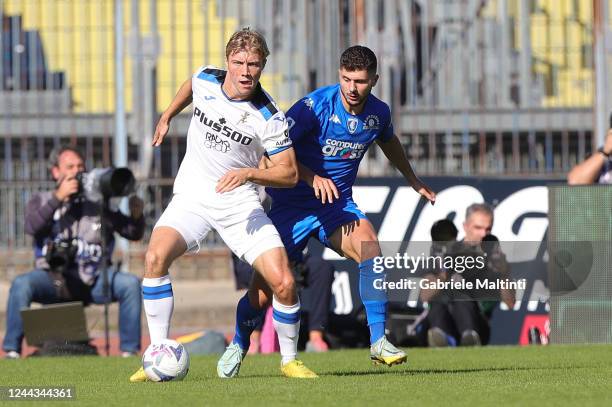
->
[225, 28, 270, 61]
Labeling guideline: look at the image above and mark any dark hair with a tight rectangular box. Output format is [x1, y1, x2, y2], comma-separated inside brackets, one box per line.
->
[340, 45, 377, 74]
[48, 145, 84, 170]
[430, 219, 459, 242]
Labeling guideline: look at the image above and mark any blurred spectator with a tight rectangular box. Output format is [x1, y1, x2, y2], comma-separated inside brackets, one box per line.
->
[567, 130, 612, 184]
[2, 146, 144, 359]
[421, 204, 515, 347]
[231, 251, 334, 352]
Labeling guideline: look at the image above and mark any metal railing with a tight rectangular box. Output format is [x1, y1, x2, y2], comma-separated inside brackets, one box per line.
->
[0, 178, 225, 250]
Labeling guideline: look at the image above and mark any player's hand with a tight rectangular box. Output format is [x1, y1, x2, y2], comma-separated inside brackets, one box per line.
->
[312, 175, 339, 204]
[129, 195, 144, 219]
[54, 175, 80, 202]
[152, 116, 170, 147]
[412, 179, 436, 205]
[216, 169, 252, 193]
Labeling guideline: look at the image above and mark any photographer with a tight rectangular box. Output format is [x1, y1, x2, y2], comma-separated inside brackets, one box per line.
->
[421, 204, 515, 347]
[3, 146, 145, 359]
[567, 128, 612, 185]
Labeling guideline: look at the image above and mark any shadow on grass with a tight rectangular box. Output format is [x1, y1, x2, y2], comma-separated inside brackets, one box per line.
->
[321, 364, 583, 378]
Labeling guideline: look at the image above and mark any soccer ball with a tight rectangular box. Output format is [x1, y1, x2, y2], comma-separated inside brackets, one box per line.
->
[142, 339, 190, 382]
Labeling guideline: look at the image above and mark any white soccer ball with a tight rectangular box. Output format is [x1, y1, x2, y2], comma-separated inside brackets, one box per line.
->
[142, 339, 190, 382]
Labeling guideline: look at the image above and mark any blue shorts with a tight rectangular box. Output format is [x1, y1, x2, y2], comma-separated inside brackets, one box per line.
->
[268, 198, 368, 261]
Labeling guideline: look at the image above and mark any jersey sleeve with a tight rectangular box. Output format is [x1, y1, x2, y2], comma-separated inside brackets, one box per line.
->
[286, 97, 318, 143]
[377, 106, 394, 142]
[261, 111, 292, 156]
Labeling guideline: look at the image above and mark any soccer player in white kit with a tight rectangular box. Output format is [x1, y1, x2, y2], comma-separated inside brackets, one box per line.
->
[130, 28, 317, 381]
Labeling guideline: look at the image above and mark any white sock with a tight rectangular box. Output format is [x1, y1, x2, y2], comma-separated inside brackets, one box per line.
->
[142, 275, 174, 343]
[272, 297, 300, 365]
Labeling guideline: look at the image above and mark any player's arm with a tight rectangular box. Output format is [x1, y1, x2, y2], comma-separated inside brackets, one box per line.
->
[567, 129, 612, 184]
[216, 148, 298, 193]
[297, 162, 340, 204]
[152, 77, 193, 146]
[261, 154, 339, 204]
[376, 135, 436, 204]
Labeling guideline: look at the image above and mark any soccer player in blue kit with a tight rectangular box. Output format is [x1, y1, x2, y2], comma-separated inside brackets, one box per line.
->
[222, 45, 436, 372]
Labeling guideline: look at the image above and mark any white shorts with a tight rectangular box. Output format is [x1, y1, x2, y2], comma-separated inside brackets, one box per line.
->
[154, 194, 284, 265]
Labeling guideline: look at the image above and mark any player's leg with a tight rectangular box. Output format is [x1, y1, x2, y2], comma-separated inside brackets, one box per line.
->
[328, 218, 387, 341]
[129, 227, 187, 383]
[131, 196, 208, 382]
[251, 247, 298, 362]
[217, 269, 272, 378]
[231, 268, 271, 352]
[218, 204, 316, 378]
[141, 226, 187, 343]
[327, 212, 407, 366]
[251, 247, 317, 378]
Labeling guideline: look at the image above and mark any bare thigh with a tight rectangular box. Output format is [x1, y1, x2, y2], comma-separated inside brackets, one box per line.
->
[328, 218, 381, 263]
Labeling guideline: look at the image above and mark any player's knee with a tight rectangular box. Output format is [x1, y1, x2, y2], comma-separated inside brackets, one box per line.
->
[271, 271, 296, 303]
[356, 235, 380, 263]
[144, 248, 168, 277]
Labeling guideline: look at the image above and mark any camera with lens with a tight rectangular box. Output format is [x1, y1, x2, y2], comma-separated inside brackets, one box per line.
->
[75, 167, 136, 202]
[45, 239, 78, 273]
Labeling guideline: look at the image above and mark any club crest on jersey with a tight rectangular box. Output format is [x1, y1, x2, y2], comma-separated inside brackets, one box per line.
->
[363, 115, 380, 130]
[238, 112, 250, 124]
[347, 117, 359, 134]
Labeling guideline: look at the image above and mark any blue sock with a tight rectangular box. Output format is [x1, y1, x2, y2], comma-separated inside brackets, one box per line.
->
[359, 258, 388, 344]
[232, 294, 264, 351]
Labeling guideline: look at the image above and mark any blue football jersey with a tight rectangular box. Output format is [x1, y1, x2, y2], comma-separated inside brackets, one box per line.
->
[267, 84, 394, 206]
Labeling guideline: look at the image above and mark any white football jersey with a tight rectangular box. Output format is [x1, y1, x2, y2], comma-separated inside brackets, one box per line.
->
[173, 66, 292, 208]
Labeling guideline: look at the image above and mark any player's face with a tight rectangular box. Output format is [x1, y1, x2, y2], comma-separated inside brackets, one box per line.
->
[51, 150, 85, 181]
[224, 49, 265, 100]
[338, 68, 378, 113]
[463, 211, 493, 243]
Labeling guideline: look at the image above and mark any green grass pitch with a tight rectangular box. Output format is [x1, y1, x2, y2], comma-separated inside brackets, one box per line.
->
[1, 344, 611, 406]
